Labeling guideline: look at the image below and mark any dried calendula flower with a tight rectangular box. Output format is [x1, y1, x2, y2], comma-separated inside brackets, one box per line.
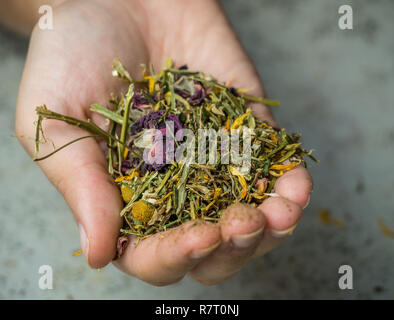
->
[132, 200, 155, 223]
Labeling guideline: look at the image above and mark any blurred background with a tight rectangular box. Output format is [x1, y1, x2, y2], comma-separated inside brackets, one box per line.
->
[0, 0, 393, 299]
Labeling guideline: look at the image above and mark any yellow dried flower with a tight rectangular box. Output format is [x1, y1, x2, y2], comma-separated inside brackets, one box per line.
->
[225, 117, 230, 131]
[269, 162, 299, 171]
[142, 68, 155, 93]
[72, 250, 83, 257]
[132, 201, 155, 223]
[123, 147, 129, 160]
[121, 184, 134, 203]
[114, 170, 139, 182]
[158, 191, 173, 203]
[270, 133, 278, 145]
[231, 110, 251, 130]
[229, 166, 248, 199]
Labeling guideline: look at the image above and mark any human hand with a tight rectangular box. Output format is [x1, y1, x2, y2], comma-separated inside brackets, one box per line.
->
[16, 0, 312, 286]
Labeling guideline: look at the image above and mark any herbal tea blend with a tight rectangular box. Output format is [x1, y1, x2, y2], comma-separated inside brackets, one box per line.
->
[34, 59, 316, 254]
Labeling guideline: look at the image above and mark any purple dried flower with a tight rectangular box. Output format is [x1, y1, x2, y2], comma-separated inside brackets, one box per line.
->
[130, 110, 164, 136]
[174, 89, 189, 99]
[132, 92, 151, 109]
[229, 87, 239, 97]
[121, 160, 132, 174]
[166, 114, 183, 133]
[129, 110, 183, 172]
[174, 81, 206, 106]
[188, 81, 206, 106]
[130, 110, 183, 136]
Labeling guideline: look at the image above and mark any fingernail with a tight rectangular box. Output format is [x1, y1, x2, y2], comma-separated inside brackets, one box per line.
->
[190, 241, 221, 259]
[303, 195, 311, 209]
[79, 224, 89, 261]
[271, 224, 298, 238]
[231, 226, 264, 249]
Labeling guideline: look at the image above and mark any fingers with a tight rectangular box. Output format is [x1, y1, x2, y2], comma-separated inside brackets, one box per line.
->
[258, 196, 303, 234]
[113, 220, 221, 286]
[274, 165, 313, 209]
[252, 230, 287, 258]
[23, 123, 123, 268]
[252, 196, 303, 258]
[251, 166, 312, 257]
[188, 204, 265, 285]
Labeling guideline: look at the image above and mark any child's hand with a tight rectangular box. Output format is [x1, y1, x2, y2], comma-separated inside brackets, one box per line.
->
[15, 0, 312, 286]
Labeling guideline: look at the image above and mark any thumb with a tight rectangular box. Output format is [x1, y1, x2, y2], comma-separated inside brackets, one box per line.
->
[18, 119, 123, 268]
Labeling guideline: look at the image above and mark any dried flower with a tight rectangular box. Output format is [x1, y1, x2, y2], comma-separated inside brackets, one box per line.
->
[132, 92, 151, 109]
[188, 81, 206, 106]
[229, 166, 248, 199]
[121, 184, 134, 203]
[129, 110, 183, 171]
[131, 200, 155, 222]
[256, 178, 268, 195]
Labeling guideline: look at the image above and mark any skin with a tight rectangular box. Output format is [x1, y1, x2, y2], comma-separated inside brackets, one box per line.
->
[12, 0, 313, 286]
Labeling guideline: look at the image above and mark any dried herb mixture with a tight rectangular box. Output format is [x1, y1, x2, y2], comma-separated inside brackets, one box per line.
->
[34, 58, 316, 247]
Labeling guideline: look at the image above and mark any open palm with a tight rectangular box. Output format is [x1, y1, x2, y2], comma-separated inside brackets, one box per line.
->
[16, 0, 312, 286]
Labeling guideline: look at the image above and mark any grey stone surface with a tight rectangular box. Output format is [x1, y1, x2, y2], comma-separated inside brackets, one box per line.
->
[0, 0, 393, 299]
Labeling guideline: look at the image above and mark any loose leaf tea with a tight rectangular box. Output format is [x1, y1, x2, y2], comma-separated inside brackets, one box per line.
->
[34, 59, 316, 255]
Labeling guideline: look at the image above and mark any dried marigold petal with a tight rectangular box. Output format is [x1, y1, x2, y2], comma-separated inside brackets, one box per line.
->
[229, 166, 248, 199]
[269, 170, 284, 177]
[319, 209, 345, 228]
[123, 147, 129, 160]
[115, 170, 140, 183]
[270, 133, 278, 145]
[142, 68, 155, 93]
[158, 191, 173, 203]
[72, 250, 83, 256]
[225, 117, 231, 130]
[378, 218, 394, 238]
[214, 187, 222, 199]
[231, 110, 251, 130]
[251, 193, 268, 200]
[132, 200, 155, 223]
[269, 162, 299, 171]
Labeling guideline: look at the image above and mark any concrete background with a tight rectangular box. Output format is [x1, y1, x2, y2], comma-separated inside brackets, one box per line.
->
[0, 0, 393, 299]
